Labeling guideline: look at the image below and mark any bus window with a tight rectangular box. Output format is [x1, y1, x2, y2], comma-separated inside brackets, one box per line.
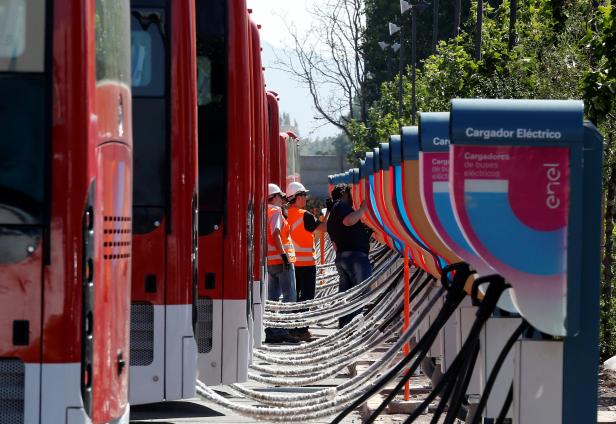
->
[130, 4, 168, 232]
[196, 0, 227, 236]
[0, 0, 47, 223]
[95, 0, 130, 83]
[131, 8, 165, 96]
[0, 0, 45, 72]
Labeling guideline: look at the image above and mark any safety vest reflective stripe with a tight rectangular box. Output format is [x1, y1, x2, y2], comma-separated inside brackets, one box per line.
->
[287, 206, 316, 266]
[266, 205, 296, 266]
[290, 218, 304, 232]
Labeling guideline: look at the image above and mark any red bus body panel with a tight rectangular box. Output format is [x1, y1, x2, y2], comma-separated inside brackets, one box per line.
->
[266, 92, 283, 188]
[129, 0, 198, 404]
[198, 0, 252, 385]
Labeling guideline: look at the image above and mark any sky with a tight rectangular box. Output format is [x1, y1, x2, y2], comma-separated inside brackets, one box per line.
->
[246, 0, 341, 140]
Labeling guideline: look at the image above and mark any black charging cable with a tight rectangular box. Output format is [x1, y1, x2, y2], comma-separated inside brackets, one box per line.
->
[495, 384, 513, 424]
[359, 263, 474, 424]
[470, 320, 528, 424]
[401, 274, 510, 423]
[331, 263, 471, 424]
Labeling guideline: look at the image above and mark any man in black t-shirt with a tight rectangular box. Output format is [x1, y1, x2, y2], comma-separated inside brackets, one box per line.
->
[326, 184, 373, 327]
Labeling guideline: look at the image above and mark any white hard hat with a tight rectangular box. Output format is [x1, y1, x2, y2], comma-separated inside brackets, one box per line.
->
[286, 181, 309, 198]
[268, 183, 285, 197]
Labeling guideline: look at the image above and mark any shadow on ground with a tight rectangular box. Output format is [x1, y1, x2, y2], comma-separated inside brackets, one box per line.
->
[130, 400, 225, 420]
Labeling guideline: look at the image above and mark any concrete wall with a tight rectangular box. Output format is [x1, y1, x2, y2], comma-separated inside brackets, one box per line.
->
[299, 155, 351, 200]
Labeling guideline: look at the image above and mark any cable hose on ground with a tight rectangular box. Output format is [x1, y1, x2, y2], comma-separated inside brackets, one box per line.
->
[470, 320, 528, 424]
[255, 283, 405, 365]
[266, 253, 400, 312]
[266, 255, 398, 314]
[330, 282, 454, 424]
[264, 265, 400, 320]
[356, 263, 476, 424]
[228, 286, 441, 410]
[248, 322, 400, 385]
[363, 287, 467, 424]
[254, 282, 405, 370]
[410, 273, 434, 301]
[195, 288, 441, 422]
[251, 323, 393, 375]
[258, 313, 364, 353]
[259, 256, 402, 355]
[401, 274, 511, 423]
[256, 281, 405, 364]
[263, 270, 402, 328]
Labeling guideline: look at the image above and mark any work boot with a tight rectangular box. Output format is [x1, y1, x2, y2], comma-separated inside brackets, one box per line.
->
[280, 334, 301, 344]
[294, 329, 313, 342]
[265, 333, 301, 344]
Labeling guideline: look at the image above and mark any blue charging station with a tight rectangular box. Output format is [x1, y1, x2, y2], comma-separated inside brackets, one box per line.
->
[449, 99, 602, 424]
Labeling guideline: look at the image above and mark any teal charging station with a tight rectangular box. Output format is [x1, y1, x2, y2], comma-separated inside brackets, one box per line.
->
[449, 99, 602, 423]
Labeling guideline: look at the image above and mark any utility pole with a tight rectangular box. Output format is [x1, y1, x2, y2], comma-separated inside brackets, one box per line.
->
[388, 22, 405, 131]
[453, 0, 461, 37]
[508, 0, 517, 50]
[432, 0, 439, 54]
[411, 9, 417, 125]
[475, 0, 483, 61]
[398, 26, 405, 129]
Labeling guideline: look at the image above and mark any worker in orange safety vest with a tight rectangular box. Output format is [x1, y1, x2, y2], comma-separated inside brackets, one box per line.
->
[265, 183, 300, 344]
[286, 181, 328, 341]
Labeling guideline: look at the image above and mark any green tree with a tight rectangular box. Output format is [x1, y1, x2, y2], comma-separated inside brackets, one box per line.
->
[583, 2, 616, 360]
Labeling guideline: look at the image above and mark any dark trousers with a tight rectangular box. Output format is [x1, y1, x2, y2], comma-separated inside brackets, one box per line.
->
[335, 251, 373, 328]
[294, 265, 316, 332]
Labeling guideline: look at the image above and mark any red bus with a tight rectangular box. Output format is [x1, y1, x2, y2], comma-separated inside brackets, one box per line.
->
[249, 20, 269, 349]
[267, 92, 283, 188]
[284, 131, 301, 187]
[128, 0, 199, 404]
[195, 0, 253, 385]
[0, 0, 132, 423]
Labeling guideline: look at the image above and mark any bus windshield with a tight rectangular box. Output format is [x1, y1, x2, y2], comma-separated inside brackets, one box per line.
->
[0, 0, 47, 224]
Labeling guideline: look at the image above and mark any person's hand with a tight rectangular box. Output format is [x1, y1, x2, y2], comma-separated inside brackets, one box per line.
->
[281, 253, 291, 270]
[325, 197, 334, 212]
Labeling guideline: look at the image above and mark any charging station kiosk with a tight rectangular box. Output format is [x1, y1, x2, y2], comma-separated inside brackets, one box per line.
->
[449, 99, 602, 423]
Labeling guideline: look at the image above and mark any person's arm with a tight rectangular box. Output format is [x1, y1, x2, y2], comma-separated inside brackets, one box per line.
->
[315, 215, 328, 233]
[272, 227, 290, 266]
[272, 227, 285, 254]
[270, 210, 290, 266]
[303, 211, 328, 233]
[342, 200, 368, 226]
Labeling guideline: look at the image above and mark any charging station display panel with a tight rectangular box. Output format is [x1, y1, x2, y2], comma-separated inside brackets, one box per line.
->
[449, 99, 583, 336]
[419, 112, 518, 313]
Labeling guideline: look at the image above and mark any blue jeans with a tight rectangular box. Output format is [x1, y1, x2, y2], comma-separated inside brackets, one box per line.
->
[335, 251, 373, 328]
[266, 264, 297, 337]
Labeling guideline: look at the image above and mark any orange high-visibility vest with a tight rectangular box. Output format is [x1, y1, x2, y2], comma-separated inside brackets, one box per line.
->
[287, 206, 316, 267]
[267, 205, 296, 266]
